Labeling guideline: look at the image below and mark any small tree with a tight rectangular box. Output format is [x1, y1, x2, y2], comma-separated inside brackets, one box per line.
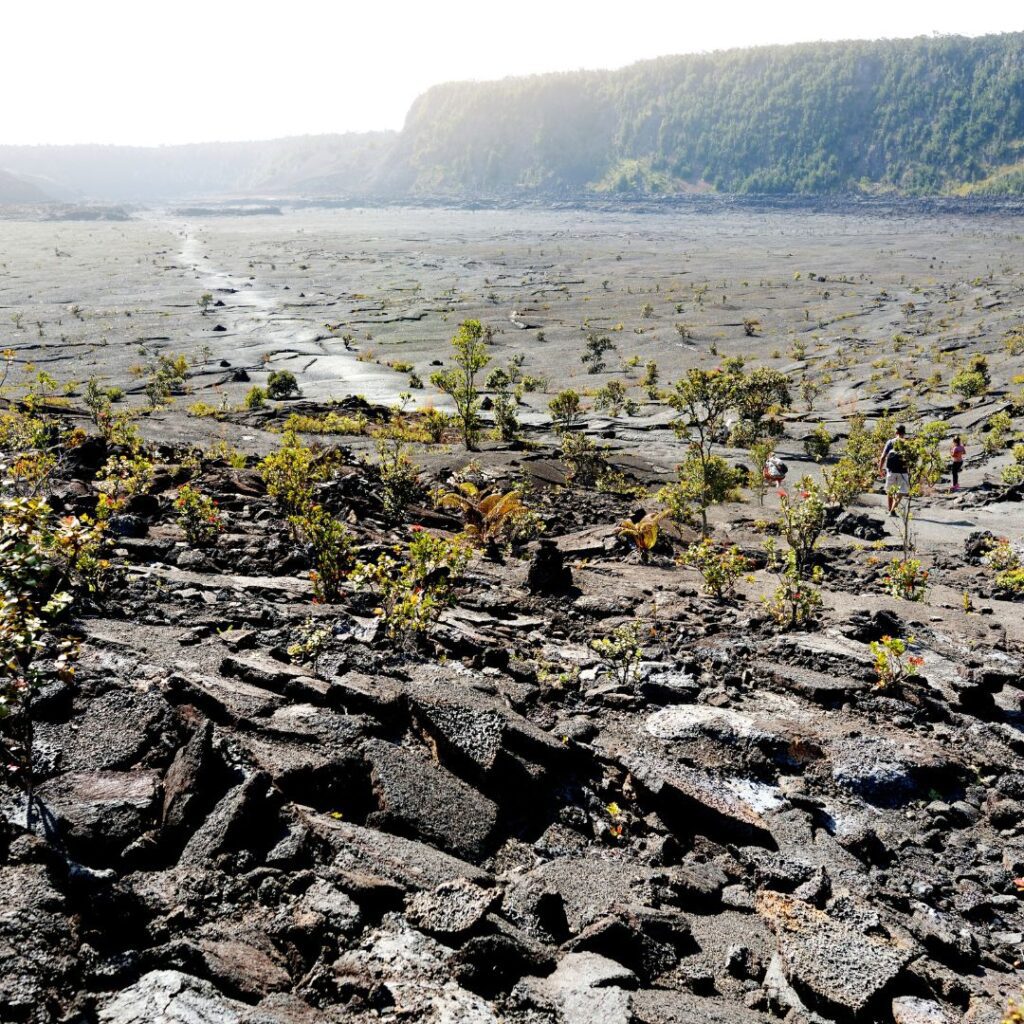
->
[822, 413, 891, 508]
[430, 320, 490, 450]
[582, 333, 615, 374]
[667, 368, 743, 534]
[641, 360, 660, 397]
[749, 440, 773, 506]
[198, 292, 214, 315]
[891, 421, 946, 563]
[658, 455, 741, 532]
[763, 540, 823, 631]
[83, 376, 112, 426]
[732, 367, 790, 446]
[485, 366, 519, 441]
[267, 370, 300, 400]
[549, 389, 584, 434]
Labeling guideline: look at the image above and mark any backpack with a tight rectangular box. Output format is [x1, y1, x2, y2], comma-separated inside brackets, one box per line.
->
[773, 459, 788, 478]
[886, 446, 907, 474]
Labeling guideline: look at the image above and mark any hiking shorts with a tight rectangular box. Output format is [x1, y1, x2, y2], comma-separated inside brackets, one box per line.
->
[885, 472, 910, 495]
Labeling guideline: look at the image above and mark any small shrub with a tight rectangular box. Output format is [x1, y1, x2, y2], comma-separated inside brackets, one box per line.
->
[1003, 329, 1024, 357]
[777, 481, 826, 576]
[682, 540, 750, 601]
[986, 539, 1024, 596]
[594, 380, 635, 417]
[290, 505, 356, 603]
[286, 617, 331, 673]
[869, 634, 924, 691]
[560, 432, 607, 486]
[283, 411, 366, 435]
[187, 401, 220, 419]
[983, 411, 1013, 453]
[267, 370, 300, 400]
[549, 389, 584, 434]
[421, 407, 452, 443]
[144, 353, 190, 407]
[803, 422, 832, 462]
[763, 539, 823, 630]
[591, 620, 647, 687]
[1002, 463, 1024, 486]
[245, 385, 267, 410]
[260, 432, 336, 514]
[596, 470, 648, 499]
[96, 441, 154, 520]
[373, 428, 422, 523]
[643, 358, 659, 393]
[1, 497, 106, 804]
[174, 484, 223, 546]
[882, 557, 929, 602]
[349, 531, 470, 639]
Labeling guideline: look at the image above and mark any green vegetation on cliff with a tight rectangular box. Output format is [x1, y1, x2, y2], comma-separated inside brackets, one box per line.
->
[393, 32, 1024, 196]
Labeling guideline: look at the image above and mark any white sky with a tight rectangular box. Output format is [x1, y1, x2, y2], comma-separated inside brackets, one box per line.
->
[4, 0, 1022, 146]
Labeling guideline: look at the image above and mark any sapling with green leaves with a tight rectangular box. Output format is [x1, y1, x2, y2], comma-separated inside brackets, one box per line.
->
[485, 366, 520, 441]
[430, 320, 490, 450]
[666, 366, 744, 534]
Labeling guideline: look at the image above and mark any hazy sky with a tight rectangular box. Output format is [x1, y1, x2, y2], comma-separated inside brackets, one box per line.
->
[5, 0, 1022, 146]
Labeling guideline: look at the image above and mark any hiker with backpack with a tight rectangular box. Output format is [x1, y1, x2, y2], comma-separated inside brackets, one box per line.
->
[878, 424, 910, 516]
[764, 452, 788, 486]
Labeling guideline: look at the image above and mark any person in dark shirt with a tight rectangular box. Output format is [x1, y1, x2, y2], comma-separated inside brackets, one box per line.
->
[878, 424, 909, 517]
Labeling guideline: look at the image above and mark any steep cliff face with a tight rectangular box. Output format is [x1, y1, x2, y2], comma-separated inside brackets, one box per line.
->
[393, 33, 1024, 196]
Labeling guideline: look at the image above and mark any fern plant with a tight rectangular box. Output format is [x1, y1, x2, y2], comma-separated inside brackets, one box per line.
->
[435, 482, 538, 557]
[617, 511, 666, 563]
